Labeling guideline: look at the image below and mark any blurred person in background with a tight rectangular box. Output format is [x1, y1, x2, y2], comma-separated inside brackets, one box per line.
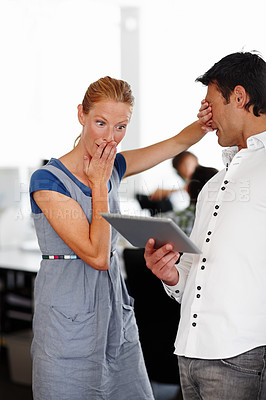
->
[162, 164, 218, 236]
[149, 151, 199, 212]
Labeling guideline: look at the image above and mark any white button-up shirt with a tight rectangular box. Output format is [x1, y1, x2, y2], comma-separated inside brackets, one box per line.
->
[164, 131, 266, 359]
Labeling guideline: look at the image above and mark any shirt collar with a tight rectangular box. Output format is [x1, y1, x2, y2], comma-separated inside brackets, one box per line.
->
[222, 130, 266, 166]
[246, 130, 266, 150]
[222, 146, 239, 166]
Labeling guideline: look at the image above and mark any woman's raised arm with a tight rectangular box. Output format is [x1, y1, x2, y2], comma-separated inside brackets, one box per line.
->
[121, 120, 206, 178]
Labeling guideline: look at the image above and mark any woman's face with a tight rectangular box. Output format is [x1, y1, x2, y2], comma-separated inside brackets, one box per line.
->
[79, 99, 132, 158]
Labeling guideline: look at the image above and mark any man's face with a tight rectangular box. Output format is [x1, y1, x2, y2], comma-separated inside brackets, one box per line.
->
[206, 83, 245, 148]
[178, 155, 198, 181]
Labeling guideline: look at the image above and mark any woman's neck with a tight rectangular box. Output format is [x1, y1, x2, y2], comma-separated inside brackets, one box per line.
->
[59, 142, 91, 186]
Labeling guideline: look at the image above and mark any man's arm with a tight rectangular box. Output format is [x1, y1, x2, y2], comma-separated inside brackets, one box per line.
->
[144, 239, 193, 302]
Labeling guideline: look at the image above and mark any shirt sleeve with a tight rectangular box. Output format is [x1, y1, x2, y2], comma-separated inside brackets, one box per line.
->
[162, 250, 194, 303]
[162, 262, 188, 303]
[29, 169, 71, 214]
[114, 153, 126, 180]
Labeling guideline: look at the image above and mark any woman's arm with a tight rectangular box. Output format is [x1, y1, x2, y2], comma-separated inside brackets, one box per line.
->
[122, 101, 213, 179]
[121, 120, 205, 178]
[33, 142, 117, 271]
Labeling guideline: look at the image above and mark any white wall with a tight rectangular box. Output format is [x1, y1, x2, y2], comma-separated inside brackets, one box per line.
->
[1, 0, 266, 197]
[132, 0, 266, 193]
[0, 0, 121, 167]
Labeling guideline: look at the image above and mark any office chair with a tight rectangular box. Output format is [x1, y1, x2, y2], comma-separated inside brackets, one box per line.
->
[136, 194, 173, 216]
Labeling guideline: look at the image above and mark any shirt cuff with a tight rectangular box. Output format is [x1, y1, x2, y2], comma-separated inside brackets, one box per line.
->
[162, 267, 185, 300]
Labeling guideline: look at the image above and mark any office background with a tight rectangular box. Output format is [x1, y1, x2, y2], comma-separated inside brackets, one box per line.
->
[1, 0, 266, 205]
[0, 0, 266, 397]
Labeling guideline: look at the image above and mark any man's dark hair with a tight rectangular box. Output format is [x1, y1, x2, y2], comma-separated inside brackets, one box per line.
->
[196, 51, 266, 117]
[188, 165, 218, 204]
[172, 151, 198, 174]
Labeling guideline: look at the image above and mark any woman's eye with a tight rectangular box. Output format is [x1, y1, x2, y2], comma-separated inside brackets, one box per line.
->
[117, 125, 126, 130]
[96, 121, 105, 126]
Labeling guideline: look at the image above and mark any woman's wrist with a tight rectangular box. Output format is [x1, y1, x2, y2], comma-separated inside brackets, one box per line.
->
[90, 183, 108, 197]
[176, 120, 206, 149]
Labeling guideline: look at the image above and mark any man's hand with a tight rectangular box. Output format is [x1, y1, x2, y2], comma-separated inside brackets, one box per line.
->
[149, 188, 173, 201]
[144, 239, 180, 286]
[197, 99, 213, 133]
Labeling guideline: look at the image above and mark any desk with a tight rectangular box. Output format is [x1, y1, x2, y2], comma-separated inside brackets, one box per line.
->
[0, 248, 41, 334]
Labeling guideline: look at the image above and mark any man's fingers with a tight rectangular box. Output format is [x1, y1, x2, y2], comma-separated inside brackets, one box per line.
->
[145, 241, 175, 268]
[159, 251, 180, 270]
[145, 238, 156, 256]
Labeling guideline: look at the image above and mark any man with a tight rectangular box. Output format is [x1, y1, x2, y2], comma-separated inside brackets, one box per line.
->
[144, 51, 266, 400]
[162, 165, 218, 236]
[149, 151, 199, 212]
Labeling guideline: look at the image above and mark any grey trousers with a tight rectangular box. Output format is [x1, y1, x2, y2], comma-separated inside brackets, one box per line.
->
[178, 346, 266, 400]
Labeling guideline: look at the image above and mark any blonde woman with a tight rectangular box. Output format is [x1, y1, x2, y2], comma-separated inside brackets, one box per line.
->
[30, 76, 210, 400]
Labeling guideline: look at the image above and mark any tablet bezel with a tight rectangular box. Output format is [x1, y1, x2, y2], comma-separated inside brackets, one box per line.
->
[101, 213, 201, 254]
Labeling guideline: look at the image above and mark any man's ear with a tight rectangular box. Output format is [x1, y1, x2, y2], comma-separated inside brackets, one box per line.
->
[77, 104, 85, 126]
[234, 85, 249, 109]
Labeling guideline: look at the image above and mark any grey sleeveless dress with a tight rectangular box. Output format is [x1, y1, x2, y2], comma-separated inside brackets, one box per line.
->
[31, 163, 154, 400]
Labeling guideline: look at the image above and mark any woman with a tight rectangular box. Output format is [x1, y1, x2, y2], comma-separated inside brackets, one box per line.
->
[30, 77, 210, 400]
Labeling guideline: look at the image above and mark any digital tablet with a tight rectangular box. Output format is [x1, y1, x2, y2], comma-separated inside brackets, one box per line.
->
[101, 213, 201, 254]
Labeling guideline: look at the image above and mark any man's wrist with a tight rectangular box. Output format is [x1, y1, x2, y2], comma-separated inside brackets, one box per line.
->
[162, 269, 179, 286]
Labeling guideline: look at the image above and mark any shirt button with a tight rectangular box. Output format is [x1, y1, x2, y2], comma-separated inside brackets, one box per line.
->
[207, 231, 212, 235]
[197, 286, 201, 290]
[196, 294, 201, 298]
[221, 186, 226, 191]
[206, 238, 210, 242]
[175, 289, 179, 294]
[201, 266, 205, 270]
[193, 314, 197, 318]
[215, 205, 219, 209]
[224, 180, 229, 184]
[202, 258, 206, 262]
[213, 212, 218, 216]
[192, 322, 197, 327]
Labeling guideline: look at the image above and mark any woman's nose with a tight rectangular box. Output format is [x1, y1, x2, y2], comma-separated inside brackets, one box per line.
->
[104, 127, 114, 141]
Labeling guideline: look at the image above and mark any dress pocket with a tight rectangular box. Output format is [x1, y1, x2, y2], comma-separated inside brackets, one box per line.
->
[122, 304, 139, 343]
[45, 306, 97, 359]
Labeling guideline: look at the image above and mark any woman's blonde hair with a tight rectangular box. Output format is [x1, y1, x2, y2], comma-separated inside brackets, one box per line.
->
[74, 76, 134, 147]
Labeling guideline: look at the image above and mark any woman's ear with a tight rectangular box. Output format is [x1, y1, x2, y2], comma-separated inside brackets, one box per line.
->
[234, 85, 249, 109]
[77, 104, 85, 126]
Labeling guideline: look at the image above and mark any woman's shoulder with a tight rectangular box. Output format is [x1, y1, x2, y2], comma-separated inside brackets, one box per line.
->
[29, 160, 71, 212]
[114, 153, 126, 181]
[30, 160, 69, 192]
